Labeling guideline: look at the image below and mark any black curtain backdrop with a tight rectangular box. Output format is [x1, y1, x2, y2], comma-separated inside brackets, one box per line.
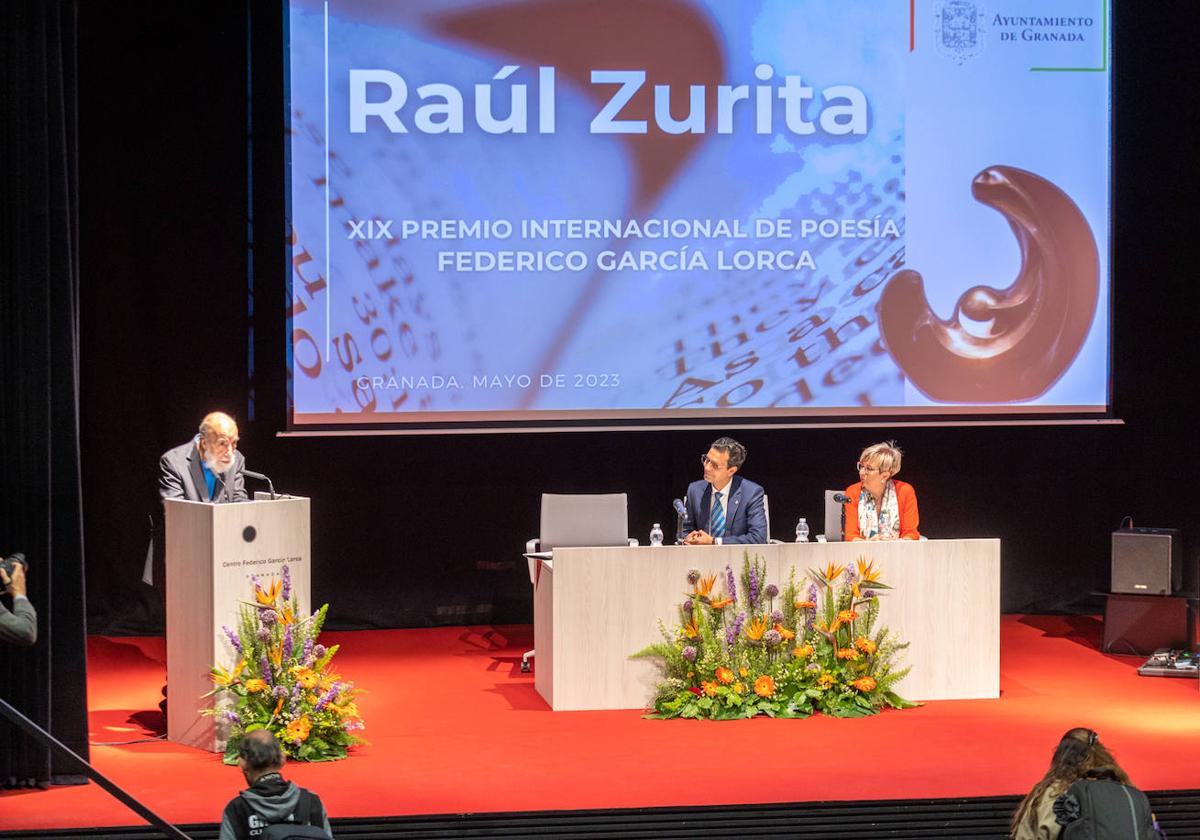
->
[0, 0, 90, 785]
[77, 3, 1200, 635]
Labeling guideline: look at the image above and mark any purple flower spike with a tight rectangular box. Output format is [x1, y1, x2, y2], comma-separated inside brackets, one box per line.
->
[281, 565, 292, 601]
[725, 566, 738, 605]
[749, 564, 760, 608]
[765, 583, 779, 599]
[260, 653, 274, 686]
[273, 684, 288, 699]
[223, 710, 241, 724]
[282, 626, 294, 662]
[726, 612, 745, 648]
[681, 645, 697, 662]
[314, 684, 339, 711]
[223, 625, 243, 655]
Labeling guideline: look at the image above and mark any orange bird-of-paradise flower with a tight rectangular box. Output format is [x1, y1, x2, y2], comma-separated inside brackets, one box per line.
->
[279, 604, 296, 625]
[211, 658, 248, 687]
[285, 714, 312, 743]
[817, 671, 837, 689]
[753, 675, 776, 697]
[836, 648, 860, 661]
[774, 623, 795, 641]
[819, 562, 845, 583]
[815, 618, 842, 636]
[855, 637, 877, 655]
[695, 574, 717, 598]
[794, 599, 817, 610]
[837, 609, 858, 624]
[793, 643, 814, 658]
[744, 616, 768, 641]
[715, 666, 735, 685]
[255, 579, 282, 608]
[709, 597, 733, 610]
[701, 680, 719, 697]
[682, 616, 700, 639]
[852, 676, 878, 692]
[855, 557, 883, 584]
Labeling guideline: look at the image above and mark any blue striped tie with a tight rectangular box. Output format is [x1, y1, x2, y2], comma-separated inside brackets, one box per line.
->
[710, 491, 726, 538]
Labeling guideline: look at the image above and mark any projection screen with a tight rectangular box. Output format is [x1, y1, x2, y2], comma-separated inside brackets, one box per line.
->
[285, 0, 1112, 431]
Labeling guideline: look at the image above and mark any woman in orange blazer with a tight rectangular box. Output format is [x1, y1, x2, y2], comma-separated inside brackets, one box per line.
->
[843, 441, 920, 541]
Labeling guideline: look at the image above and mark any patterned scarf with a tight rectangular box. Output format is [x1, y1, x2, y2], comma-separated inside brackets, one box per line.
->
[858, 480, 900, 539]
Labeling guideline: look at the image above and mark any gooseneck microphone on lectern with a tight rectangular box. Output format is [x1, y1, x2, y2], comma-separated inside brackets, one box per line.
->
[242, 469, 277, 501]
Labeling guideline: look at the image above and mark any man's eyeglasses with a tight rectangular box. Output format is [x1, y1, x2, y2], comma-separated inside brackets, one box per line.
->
[701, 454, 730, 470]
[856, 461, 879, 473]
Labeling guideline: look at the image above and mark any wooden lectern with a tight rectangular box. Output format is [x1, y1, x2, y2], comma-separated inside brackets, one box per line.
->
[163, 496, 311, 751]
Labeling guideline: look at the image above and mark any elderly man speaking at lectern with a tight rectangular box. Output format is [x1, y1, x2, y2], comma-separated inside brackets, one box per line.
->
[159, 411, 249, 504]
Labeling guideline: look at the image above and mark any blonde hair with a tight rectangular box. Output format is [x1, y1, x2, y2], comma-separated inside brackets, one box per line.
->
[859, 441, 902, 476]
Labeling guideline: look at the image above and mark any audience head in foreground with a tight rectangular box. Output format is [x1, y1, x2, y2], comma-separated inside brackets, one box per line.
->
[843, 440, 920, 541]
[1010, 727, 1160, 840]
[218, 729, 334, 839]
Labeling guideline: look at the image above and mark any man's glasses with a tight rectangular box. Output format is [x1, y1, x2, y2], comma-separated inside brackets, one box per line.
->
[701, 454, 729, 470]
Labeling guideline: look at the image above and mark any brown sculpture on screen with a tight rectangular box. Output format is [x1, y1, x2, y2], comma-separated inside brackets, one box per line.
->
[879, 165, 1099, 403]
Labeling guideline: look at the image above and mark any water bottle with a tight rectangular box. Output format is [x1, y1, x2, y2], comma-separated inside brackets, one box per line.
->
[795, 517, 810, 543]
[649, 523, 664, 546]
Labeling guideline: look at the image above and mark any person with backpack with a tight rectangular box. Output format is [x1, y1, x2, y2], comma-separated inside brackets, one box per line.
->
[218, 729, 334, 840]
[1011, 727, 1163, 839]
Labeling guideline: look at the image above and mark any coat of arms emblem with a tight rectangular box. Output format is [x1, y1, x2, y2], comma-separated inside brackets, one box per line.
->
[935, 1, 986, 64]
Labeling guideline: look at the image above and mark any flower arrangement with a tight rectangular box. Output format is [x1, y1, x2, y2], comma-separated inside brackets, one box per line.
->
[632, 552, 916, 720]
[205, 566, 366, 762]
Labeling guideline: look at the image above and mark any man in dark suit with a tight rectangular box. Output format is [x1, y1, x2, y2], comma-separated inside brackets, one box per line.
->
[680, 436, 767, 545]
[159, 411, 248, 503]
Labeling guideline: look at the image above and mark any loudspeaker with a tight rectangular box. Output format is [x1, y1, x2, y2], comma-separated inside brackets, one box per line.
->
[1111, 528, 1183, 595]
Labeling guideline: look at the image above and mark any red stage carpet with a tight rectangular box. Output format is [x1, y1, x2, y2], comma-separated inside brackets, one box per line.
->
[3, 615, 1199, 833]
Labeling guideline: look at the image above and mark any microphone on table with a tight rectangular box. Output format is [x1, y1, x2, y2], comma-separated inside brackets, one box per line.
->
[833, 493, 853, 504]
[243, 469, 277, 501]
[673, 498, 689, 543]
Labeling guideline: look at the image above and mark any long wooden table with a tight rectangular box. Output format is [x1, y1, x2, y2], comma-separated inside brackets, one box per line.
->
[533, 539, 1000, 711]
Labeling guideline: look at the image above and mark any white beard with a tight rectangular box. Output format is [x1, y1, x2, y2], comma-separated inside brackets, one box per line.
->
[204, 454, 234, 475]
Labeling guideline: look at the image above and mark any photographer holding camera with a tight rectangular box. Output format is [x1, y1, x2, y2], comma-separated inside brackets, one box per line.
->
[1, 553, 37, 646]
